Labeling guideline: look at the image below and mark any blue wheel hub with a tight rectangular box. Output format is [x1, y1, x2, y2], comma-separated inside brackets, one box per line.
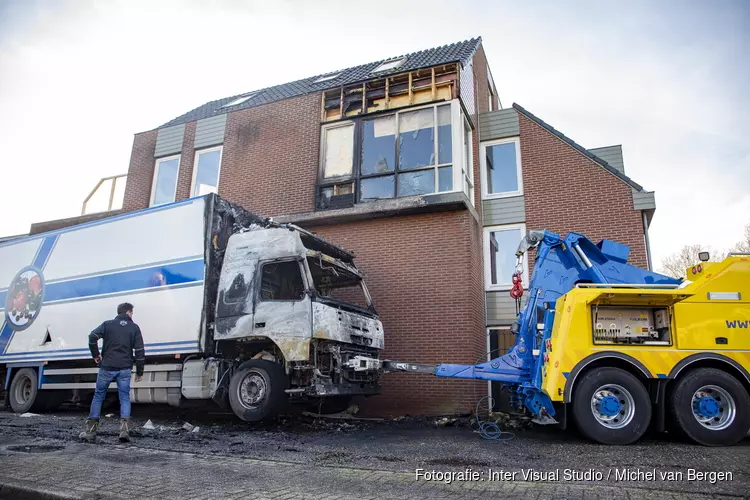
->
[694, 396, 720, 418]
[599, 395, 621, 417]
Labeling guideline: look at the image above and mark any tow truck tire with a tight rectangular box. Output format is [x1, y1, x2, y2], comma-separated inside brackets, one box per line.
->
[667, 368, 750, 446]
[572, 367, 651, 445]
[228, 360, 288, 422]
[9, 368, 48, 414]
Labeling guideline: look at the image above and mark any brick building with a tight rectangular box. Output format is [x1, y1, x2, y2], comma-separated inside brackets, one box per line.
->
[76, 37, 661, 416]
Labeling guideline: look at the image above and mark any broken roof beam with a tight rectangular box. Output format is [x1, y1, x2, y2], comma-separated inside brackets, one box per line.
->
[321, 64, 459, 121]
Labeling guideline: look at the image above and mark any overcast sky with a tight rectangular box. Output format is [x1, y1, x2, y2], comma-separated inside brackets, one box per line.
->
[0, 0, 748, 267]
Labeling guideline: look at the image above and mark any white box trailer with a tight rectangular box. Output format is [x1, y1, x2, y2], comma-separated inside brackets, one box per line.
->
[1, 194, 384, 421]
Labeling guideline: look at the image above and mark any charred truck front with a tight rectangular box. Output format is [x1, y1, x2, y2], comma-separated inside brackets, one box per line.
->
[0, 194, 382, 423]
[213, 214, 383, 421]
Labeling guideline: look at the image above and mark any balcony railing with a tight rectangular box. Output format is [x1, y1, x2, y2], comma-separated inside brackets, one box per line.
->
[81, 174, 127, 215]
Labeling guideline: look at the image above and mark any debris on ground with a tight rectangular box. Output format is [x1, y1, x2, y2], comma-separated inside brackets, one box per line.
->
[301, 411, 383, 422]
[182, 422, 195, 432]
[488, 411, 532, 430]
[105, 414, 114, 418]
[191, 426, 200, 433]
[142, 419, 156, 430]
[19, 413, 39, 417]
[345, 404, 359, 415]
[434, 417, 457, 427]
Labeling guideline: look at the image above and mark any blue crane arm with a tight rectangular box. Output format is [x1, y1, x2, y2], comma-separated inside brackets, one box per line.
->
[431, 230, 681, 419]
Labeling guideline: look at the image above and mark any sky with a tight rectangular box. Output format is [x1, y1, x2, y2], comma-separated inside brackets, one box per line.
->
[0, 0, 748, 267]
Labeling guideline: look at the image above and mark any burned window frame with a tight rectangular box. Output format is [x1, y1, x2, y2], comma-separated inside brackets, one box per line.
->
[257, 259, 307, 302]
[317, 100, 468, 209]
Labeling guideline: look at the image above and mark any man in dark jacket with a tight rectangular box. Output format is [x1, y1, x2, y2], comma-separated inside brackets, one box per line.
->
[79, 302, 145, 443]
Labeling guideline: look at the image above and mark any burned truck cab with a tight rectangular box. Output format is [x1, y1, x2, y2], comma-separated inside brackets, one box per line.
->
[214, 223, 383, 420]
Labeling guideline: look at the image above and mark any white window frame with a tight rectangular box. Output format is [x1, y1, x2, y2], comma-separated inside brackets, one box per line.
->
[222, 93, 257, 109]
[372, 57, 406, 73]
[461, 116, 475, 206]
[150, 154, 181, 207]
[483, 223, 528, 291]
[480, 137, 523, 200]
[314, 73, 341, 84]
[190, 146, 224, 197]
[319, 121, 356, 180]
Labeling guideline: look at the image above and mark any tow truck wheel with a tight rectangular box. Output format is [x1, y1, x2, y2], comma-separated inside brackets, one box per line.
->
[228, 360, 288, 422]
[668, 368, 750, 446]
[572, 367, 651, 445]
[9, 368, 48, 414]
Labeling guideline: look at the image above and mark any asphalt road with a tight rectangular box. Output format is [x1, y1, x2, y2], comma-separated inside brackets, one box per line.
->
[1, 404, 748, 499]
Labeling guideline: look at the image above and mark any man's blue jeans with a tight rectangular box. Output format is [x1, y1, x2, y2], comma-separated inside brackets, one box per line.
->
[88, 368, 132, 419]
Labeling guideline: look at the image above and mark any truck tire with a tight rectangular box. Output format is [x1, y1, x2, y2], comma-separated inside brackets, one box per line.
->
[9, 368, 48, 414]
[228, 360, 287, 422]
[667, 368, 750, 446]
[572, 367, 651, 445]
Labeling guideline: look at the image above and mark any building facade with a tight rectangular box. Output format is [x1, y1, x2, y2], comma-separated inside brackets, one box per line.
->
[109, 37, 657, 416]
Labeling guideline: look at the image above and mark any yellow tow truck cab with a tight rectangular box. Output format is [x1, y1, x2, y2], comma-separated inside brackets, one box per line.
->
[542, 253, 750, 446]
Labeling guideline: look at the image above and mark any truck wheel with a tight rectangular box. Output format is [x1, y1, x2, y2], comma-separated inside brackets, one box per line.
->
[228, 360, 287, 422]
[9, 368, 47, 414]
[572, 367, 651, 445]
[668, 368, 750, 446]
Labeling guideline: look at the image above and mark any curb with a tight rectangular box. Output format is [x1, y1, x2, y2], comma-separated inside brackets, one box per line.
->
[0, 482, 82, 500]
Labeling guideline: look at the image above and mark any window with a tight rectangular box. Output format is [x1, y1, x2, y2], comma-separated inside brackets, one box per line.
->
[462, 118, 474, 204]
[260, 261, 305, 301]
[223, 273, 249, 304]
[321, 123, 355, 178]
[484, 224, 527, 290]
[372, 57, 405, 73]
[307, 257, 371, 310]
[191, 146, 223, 196]
[151, 155, 180, 206]
[317, 100, 470, 208]
[222, 93, 257, 108]
[359, 103, 453, 202]
[480, 138, 522, 199]
[487, 64, 497, 112]
[314, 73, 341, 84]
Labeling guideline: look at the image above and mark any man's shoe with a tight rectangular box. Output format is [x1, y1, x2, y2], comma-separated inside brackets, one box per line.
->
[79, 419, 99, 442]
[119, 417, 131, 443]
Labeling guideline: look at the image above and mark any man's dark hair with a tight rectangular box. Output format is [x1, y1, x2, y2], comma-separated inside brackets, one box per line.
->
[117, 303, 134, 315]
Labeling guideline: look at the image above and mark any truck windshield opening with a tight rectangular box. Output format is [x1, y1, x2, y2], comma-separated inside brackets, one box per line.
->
[307, 256, 371, 312]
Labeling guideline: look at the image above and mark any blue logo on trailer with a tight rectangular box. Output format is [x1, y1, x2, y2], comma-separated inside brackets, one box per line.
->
[0, 234, 58, 352]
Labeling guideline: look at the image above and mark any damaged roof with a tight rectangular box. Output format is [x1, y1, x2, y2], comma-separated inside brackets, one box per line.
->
[158, 37, 482, 129]
[512, 103, 645, 192]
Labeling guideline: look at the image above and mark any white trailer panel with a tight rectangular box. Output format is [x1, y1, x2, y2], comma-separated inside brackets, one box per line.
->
[0, 198, 209, 365]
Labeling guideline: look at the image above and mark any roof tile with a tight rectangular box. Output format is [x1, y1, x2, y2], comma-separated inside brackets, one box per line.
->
[157, 37, 481, 129]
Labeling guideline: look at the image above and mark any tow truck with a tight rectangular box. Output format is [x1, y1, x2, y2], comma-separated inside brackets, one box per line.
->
[384, 230, 750, 446]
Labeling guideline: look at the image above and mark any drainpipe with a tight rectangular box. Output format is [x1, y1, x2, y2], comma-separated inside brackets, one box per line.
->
[642, 211, 653, 271]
